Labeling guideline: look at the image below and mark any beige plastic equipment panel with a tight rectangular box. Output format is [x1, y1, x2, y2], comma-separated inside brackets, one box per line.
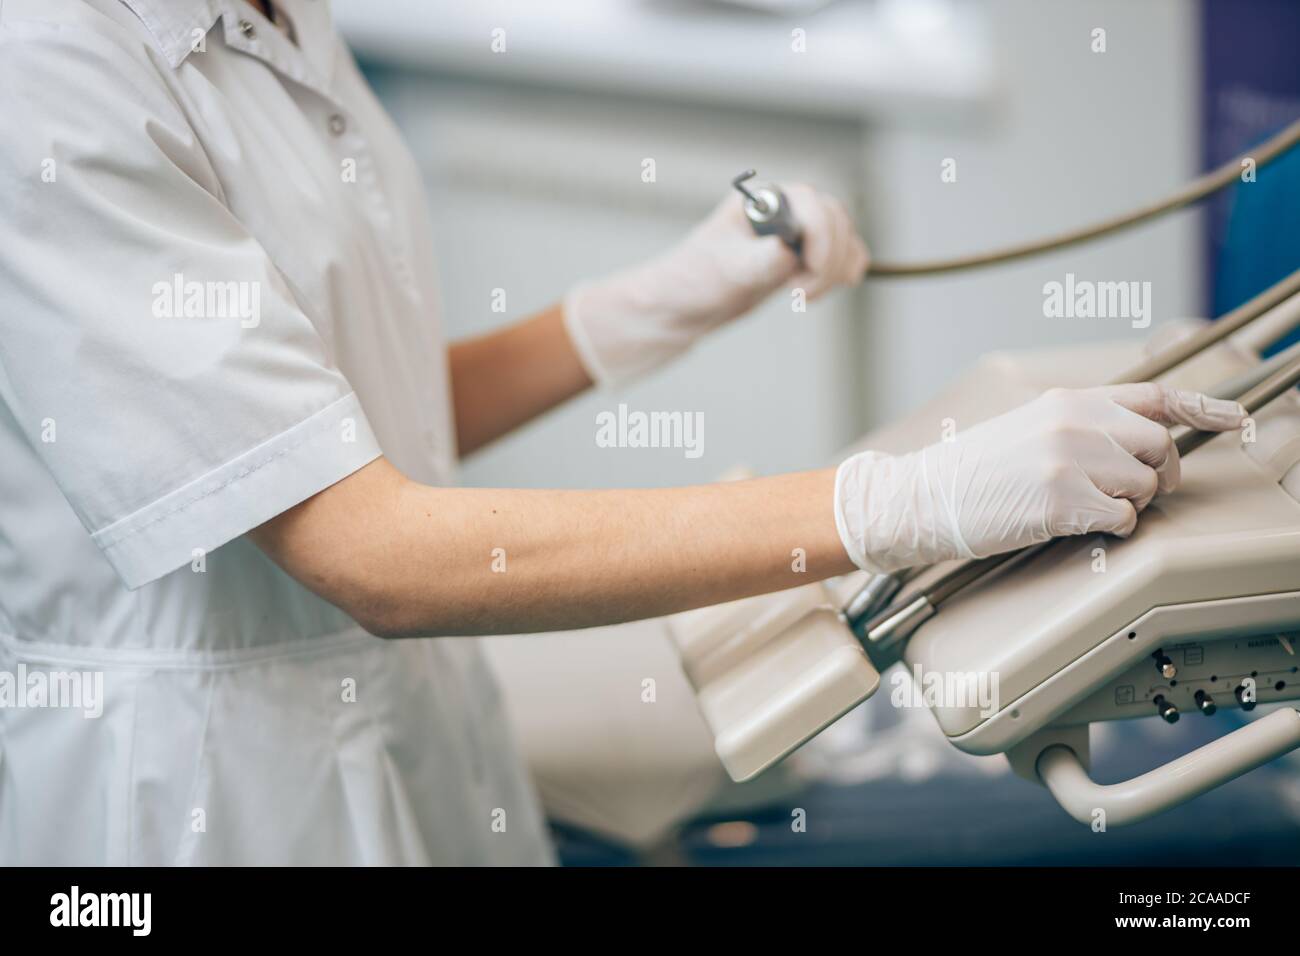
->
[669, 579, 878, 782]
[671, 336, 1300, 796]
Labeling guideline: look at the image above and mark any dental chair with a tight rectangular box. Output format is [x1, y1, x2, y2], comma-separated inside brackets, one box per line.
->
[668, 329, 1300, 828]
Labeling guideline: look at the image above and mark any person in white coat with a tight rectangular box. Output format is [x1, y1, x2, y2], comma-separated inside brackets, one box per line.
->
[0, 0, 1245, 865]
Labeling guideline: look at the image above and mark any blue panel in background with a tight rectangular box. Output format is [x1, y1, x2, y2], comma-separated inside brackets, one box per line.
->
[1203, 0, 1300, 352]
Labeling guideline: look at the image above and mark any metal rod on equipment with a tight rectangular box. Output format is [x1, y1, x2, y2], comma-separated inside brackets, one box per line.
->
[1207, 339, 1300, 401]
[1176, 348, 1300, 455]
[1120, 268, 1300, 384]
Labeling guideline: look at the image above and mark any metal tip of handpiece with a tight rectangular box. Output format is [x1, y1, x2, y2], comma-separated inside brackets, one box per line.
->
[731, 168, 761, 205]
[844, 573, 903, 629]
[863, 595, 937, 656]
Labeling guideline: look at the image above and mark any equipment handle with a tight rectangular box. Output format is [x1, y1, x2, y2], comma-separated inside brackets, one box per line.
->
[1036, 708, 1300, 827]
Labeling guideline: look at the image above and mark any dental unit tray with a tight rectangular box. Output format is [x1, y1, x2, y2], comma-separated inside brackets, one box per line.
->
[667, 337, 1300, 827]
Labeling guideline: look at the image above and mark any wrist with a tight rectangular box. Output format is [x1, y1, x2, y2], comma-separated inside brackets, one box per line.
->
[833, 450, 904, 574]
[560, 282, 618, 386]
[833, 445, 973, 574]
[561, 266, 702, 388]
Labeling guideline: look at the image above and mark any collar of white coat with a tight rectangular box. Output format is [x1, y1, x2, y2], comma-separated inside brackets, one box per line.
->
[118, 0, 334, 85]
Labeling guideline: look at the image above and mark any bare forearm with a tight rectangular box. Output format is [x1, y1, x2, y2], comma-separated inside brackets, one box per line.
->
[449, 304, 592, 456]
[251, 458, 852, 638]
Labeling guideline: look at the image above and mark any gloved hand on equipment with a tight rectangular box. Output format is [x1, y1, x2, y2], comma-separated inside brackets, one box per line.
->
[563, 184, 869, 385]
[834, 383, 1247, 574]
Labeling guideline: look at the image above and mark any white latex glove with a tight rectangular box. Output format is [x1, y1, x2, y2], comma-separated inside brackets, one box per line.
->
[834, 383, 1247, 574]
[563, 184, 869, 386]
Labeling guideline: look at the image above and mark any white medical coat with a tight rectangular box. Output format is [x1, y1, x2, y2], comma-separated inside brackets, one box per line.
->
[0, 0, 553, 865]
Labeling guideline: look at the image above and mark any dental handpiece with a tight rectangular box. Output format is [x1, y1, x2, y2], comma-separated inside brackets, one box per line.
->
[732, 169, 803, 256]
[724, 120, 1300, 278]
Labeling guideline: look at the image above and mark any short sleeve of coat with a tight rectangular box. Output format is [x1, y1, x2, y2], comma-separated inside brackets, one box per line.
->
[0, 17, 383, 589]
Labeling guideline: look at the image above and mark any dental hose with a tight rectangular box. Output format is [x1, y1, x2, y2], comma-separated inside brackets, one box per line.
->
[863, 117, 1300, 277]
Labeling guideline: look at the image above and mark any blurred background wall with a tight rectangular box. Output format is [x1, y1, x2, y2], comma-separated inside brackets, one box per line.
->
[1202, 0, 1300, 342]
